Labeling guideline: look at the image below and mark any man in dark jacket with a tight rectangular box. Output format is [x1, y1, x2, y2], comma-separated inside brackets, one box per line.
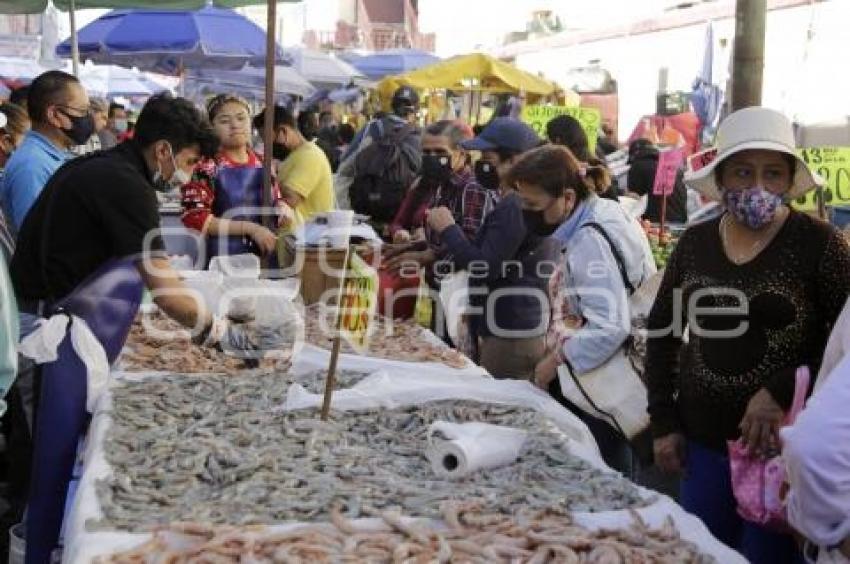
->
[427, 118, 555, 380]
[627, 139, 687, 224]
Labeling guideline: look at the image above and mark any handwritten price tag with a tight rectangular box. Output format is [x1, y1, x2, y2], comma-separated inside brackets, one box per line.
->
[792, 147, 850, 211]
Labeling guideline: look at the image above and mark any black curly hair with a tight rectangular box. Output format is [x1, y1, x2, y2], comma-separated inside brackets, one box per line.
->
[134, 92, 219, 158]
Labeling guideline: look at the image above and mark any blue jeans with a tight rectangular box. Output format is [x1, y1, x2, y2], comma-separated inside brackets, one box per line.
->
[681, 441, 804, 564]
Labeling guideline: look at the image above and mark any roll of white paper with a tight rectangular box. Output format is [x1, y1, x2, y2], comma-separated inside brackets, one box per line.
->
[425, 421, 527, 479]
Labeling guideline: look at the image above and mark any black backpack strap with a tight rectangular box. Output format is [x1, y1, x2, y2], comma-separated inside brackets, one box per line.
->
[583, 222, 635, 295]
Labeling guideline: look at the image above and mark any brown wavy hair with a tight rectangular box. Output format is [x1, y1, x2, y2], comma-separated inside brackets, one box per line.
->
[505, 144, 607, 202]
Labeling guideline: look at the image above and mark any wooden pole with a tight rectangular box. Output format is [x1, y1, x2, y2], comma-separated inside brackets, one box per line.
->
[69, 0, 79, 77]
[731, 0, 766, 110]
[320, 246, 352, 421]
[262, 0, 278, 231]
[320, 335, 342, 420]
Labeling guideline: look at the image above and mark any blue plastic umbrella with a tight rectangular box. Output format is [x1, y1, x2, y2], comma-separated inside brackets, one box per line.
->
[691, 22, 723, 133]
[347, 48, 440, 80]
[55, 6, 286, 75]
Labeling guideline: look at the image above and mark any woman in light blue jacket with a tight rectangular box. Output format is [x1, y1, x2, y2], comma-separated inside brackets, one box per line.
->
[512, 145, 655, 475]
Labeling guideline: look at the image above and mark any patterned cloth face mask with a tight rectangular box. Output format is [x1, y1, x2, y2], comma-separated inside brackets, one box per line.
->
[722, 186, 784, 230]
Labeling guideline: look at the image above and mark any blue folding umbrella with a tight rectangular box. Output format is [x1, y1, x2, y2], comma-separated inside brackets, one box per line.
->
[691, 21, 723, 136]
[347, 48, 440, 80]
[55, 6, 286, 75]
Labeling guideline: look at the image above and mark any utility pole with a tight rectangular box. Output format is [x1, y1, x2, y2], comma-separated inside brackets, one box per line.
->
[730, 0, 767, 110]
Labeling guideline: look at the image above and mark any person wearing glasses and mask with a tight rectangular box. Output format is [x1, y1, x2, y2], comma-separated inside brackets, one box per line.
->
[0, 71, 91, 234]
[181, 95, 289, 263]
[388, 119, 475, 244]
[384, 119, 495, 273]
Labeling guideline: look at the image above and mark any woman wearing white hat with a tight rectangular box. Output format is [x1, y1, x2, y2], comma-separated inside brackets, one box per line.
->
[645, 107, 850, 563]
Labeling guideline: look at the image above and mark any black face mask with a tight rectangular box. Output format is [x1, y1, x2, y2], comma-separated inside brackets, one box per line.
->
[522, 209, 559, 237]
[421, 154, 452, 182]
[272, 142, 290, 161]
[60, 110, 95, 145]
[474, 160, 500, 190]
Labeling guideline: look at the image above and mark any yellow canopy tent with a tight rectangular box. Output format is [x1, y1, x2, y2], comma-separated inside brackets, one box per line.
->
[377, 53, 576, 111]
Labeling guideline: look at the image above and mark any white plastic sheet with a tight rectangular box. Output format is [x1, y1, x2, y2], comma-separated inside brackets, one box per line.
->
[64, 366, 745, 564]
[18, 314, 109, 413]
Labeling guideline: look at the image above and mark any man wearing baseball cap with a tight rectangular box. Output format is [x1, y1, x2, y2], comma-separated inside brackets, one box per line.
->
[425, 117, 556, 379]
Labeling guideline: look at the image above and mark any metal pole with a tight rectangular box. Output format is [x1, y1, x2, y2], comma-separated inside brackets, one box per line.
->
[69, 0, 80, 76]
[731, 0, 766, 110]
[262, 1, 278, 235]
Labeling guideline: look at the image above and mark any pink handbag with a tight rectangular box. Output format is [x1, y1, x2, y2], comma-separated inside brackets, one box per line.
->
[728, 366, 810, 531]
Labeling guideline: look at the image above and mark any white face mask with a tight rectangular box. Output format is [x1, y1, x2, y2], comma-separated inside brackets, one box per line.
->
[152, 143, 191, 192]
[113, 118, 128, 134]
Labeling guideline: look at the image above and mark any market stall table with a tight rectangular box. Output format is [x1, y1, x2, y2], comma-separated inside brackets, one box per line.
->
[62, 364, 744, 563]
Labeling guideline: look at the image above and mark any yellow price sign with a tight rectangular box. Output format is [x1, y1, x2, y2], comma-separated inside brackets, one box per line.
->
[792, 147, 850, 211]
[521, 105, 602, 152]
[337, 253, 378, 352]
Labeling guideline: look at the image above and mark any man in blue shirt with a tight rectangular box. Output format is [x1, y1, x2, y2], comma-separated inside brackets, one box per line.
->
[1, 70, 92, 233]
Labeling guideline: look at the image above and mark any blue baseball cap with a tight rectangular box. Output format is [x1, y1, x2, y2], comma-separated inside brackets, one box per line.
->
[460, 117, 541, 153]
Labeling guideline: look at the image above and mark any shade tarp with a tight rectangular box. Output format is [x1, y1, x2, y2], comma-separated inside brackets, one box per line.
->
[185, 64, 315, 99]
[0, 0, 46, 13]
[284, 47, 367, 90]
[71, 61, 170, 97]
[0, 56, 48, 82]
[377, 53, 560, 101]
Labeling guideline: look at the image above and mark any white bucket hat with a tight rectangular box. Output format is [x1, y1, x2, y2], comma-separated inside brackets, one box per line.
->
[685, 106, 823, 202]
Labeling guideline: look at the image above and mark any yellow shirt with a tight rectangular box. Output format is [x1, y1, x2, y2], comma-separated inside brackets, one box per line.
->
[277, 141, 334, 226]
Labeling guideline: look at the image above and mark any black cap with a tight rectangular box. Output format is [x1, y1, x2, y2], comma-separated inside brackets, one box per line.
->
[391, 86, 420, 115]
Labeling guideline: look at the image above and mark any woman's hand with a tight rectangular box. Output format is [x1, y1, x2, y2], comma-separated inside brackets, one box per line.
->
[393, 229, 412, 244]
[654, 433, 686, 474]
[533, 352, 559, 390]
[246, 223, 278, 256]
[739, 388, 784, 458]
[427, 206, 455, 234]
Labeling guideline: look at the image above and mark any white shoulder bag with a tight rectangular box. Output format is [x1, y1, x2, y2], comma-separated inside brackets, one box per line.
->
[556, 222, 663, 439]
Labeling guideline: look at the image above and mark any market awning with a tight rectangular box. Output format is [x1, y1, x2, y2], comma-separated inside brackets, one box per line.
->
[376, 52, 561, 101]
[0, 0, 276, 11]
